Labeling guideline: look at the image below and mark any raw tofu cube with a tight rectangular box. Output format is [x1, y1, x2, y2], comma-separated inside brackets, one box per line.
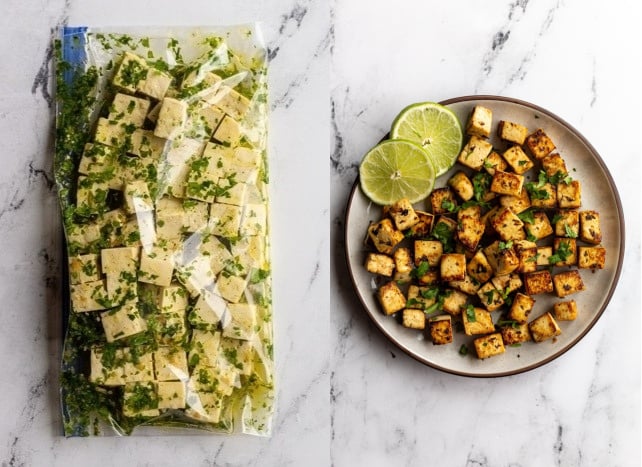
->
[109, 93, 150, 128]
[491, 273, 522, 295]
[524, 211, 553, 240]
[76, 176, 109, 215]
[393, 247, 414, 282]
[185, 156, 219, 203]
[101, 303, 147, 342]
[213, 115, 241, 146]
[157, 284, 189, 314]
[70, 279, 109, 312]
[154, 97, 188, 140]
[185, 105, 225, 141]
[68, 254, 101, 284]
[578, 246, 606, 269]
[389, 198, 419, 230]
[240, 203, 267, 236]
[462, 307, 495, 336]
[129, 129, 167, 160]
[231, 235, 266, 271]
[113, 52, 148, 93]
[429, 187, 457, 215]
[467, 250, 493, 284]
[525, 129, 556, 159]
[490, 170, 524, 197]
[139, 245, 175, 287]
[154, 347, 189, 381]
[477, 282, 504, 311]
[429, 315, 453, 345]
[189, 329, 221, 368]
[553, 300, 578, 321]
[414, 240, 443, 267]
[222, 303, 257, 340]
[579, 210, 602, 244]
[448, 273, 481, 295]
[554, 210, 580, 237]
[213, 86, 251, 120]
[191, 290, 228, 329]
[402, 308, 426, 330]
[209, 203, 243, 237]
[508, 293, 536, 324]
[474, 333, 505, 359]
[542, 153, 568, 178]
[553, 270, 585, 298]
[138, 68, 173, 100]
[406, 285, 437, 310]
[491, 207, 525, 241]
[183, 200, 210, 231]
[483, 240, 520, 276]
[529, 183, 557, 209]
[500, 322, 531, 345]
[502, 146, 533, 174]
[458, 135, 493, 170]
[105, 270, 139, 306]
[441, 289, 468, 316]
[78, 143, 119, 176]
[365, 253, 395, 276]
[497, 120, 528, 145]
[465, 106, 492, 137]
[456, 214, 484, 251]
[216, 181, 248, 207]
[182, 70, 223, 92]
[378, 281, 406, 315]
[90, 346, 125, 386]
[528, 312, 561, 342]
[94, 117, 129, 148]
[557, 180, 582, 208]
[123, 382, 159, 418]
[499, 187, 531, 214]
[124, 180, 153, 214]
[215, 273, 247, 303]
[483, 151, 508, 175]
[155, 310, 187, 345]
[407, 210, 434, 237]
[440, 253, 466, 282]
[553, 238, 577, 266]
[122, 348, 155, 383]
[448, 171, 474, 201]
[162, 138, 207, 198]
[185, 390, 223, 423]
[158, 381, 186, 410]
[200, 234, 235, 274]
[523, 270, 554, 295]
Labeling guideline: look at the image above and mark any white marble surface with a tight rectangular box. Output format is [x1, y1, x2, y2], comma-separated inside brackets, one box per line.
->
[0, 1, 330, 466]
[331, 1, 640, 466]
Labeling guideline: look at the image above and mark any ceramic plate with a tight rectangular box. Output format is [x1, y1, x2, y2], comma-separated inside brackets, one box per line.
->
[344, 95, 624, 377]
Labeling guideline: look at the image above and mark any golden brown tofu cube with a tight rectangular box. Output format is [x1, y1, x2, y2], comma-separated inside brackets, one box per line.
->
[491, 207, 525, 241]
[499, 188, 531, 214]
[407, 210, 434, 238]
[456, 215, 485, 251]
[467, 250, 493, 284]
[406, 285, 437, 310]
[502, 146, 534, 175]
[497, 120, 528, 145]
[554, 210, 580, 238]
[523, 270, 554, 295]
[393, 247, 414, 274]
[578, 246, 606, 270]
[514, 242, 538, 274]
[579, 210, 602, 244]
[402, 308, 426, 330]
[536, 246, 553, 266]
[490, 170, 524, 197]
[483, 151, 508, 175]
[440, 253, 467, 282]
[414, 240, 443, 267]
[462, 306, 495, 336]
[466, 106, 493, 138]
[448, 171, 474, 201]
[429, 315, 454, 345]
[377, 281, 407, 315]
[524, 211, 554, 241]
[417, 268, 440, 285]
[525, 129, 556, 160]
[368, 219, 404, 254]
[389, 198, 420, 231]
[508, 293, 536, 323]
[491, 273, 522, 296]
[541, 153, 568, 178]
[365, 253, 395, 276]
[477, 282, 504, 312]
[441, 288, 468, 316]
[557, 180, 581, 209]
[449, 273, 481, 295]
[553, 238, 577, 266]
[474, 333, 505, 359]
[429, 187, 457, 215]
[484, 240, 520, 275]
[458, 135, 493, 170]
[552, 270, 585, 298]
[528, 312, 561, 342]
[553, 300, 578, 321]
[529, 183, 557, 209]
[500, 322, 531, 345]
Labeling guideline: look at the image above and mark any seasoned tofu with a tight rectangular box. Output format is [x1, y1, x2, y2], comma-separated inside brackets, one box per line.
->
[440, 253, 467, 282]
[417, 268, 440, 286]
[429, 315, 453, 345]
[528, 183, 557, 209]
[554, 210, 580, 238]
[523, 270, 554, 295]
[541, 153, 568, 178]
[528, 312, 561, 342]
[393, 247, 414, 282]
[378, 281, 406, 315]
[553, 300, 578, 321]
[483, 151, 508, 175]
[497, 120, 528, 145]
[483, 240, 520, 275]
[514, 240, 538, 273]
[474, 333, 505, 359]
[499, 187, 531, 215]
[154, 97, 188, 140]
[406, 285, 437, 310]
[491, 207, 525, 241]
[477, 282, 504, 312]
[407, 210, 434, 238]
[491, 273, 522, 296]
[402, 308, 426, 330]
[388, 198, 420, 231]
[525, 129, 556, 159]
[365, 253, 395, 276]
[553, 238, 577, 267]
[462, 306, 495, 336]
[441, 289, 468, 316]
[466, 105, 493, 137]
[456, 214, 485, 251]
[448, 171, 474, 201]
[523, 211, 554, 241]
[466, 249, 493, 284]
[367, 219, 405, 254]
[490, 170, 524, 197]
[557, 180, 582, 209]
[458, 135, 493, 170]
[508, 293, 535, 324]
[553, 270, 585, 298]
[578, 246, 606, 269]
[429, 187, 457, 215]
[579, 210, 602, 244]
[500, 322, 531, 345]
[448, 272, 481, 295]
[414, 240, 443, 267]
[536, 246, 553, 266]
[502, 146, 534, 175]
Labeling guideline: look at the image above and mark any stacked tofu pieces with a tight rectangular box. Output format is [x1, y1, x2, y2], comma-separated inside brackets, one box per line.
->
[364, 105, 606, 360]
[66, 50, 271, 423]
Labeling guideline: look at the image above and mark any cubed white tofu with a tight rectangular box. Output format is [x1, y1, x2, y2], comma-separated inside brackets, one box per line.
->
[191, 289, 229, 329]
[161, 138, 206, 198]
[185, 105, 225, 141]
[94, 117, 129, 147]
[122, 348, 155, 383]
[78, 143, 119, 176]
[200, 233, 234, 275]
[215, 274, 247, 303]
[157, 284, 189, 314]
[90, 346, 125, 386]
[240, 203, 267, 236]
[157, 381, 186, 409]
[76, 175, 109, 215]
[222, 303, 257, 341]
[70, 279, 109, 312]
[124, 180, 153, 214]
[123, 382, 159, 418]
[209, 203, 243, 237]
[154, 347, 189, 381]
[138, 68, 173, 100]
[128, 129, 167, 159]
[213, 115, 241, 146]
[108, 93, 150, 128]
[213, 86, 251, 120]
[68, 254, 101, 284]
[101, 303, 147, 342]
[189, 329, 221, 368]
[215, 182, 248, 207]
[101, 247, 139, 275]
[112, 52, 148, 93]
[219, 338, 254, 376]
[139, 245, 175, 287]
[154, 97, 188, 140]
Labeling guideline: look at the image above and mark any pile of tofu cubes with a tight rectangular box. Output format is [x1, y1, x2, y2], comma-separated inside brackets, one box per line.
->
[365, 105, 605, 360]
[66, 50, 271, 423]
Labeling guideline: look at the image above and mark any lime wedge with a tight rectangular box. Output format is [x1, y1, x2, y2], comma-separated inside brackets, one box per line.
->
[390, 102, 463, 176]
[359, 139, 435, 205]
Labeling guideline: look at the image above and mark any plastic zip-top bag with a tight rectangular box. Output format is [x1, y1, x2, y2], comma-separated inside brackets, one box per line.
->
[54, 25, 274, 436]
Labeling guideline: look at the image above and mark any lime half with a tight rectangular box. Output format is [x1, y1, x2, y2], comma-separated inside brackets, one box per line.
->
[390, 102, 463, 176]
[359, 139, 435, 205]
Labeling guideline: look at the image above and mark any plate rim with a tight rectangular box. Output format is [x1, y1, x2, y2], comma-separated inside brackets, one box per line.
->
[343, 94, 626, 378]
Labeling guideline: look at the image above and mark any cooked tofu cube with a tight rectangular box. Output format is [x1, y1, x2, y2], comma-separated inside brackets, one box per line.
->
[483, 151, 508, 175]
[432, 215, 458, 239]
[466, 105, 492, 137]
[393, 247, 414, 282]
[477, 282, 504, 311]
[449, 272, 481, 295]
[414, 240, 443, 267]
[579, 210, 602, 244]
[139, 245, 175, 287]
[157, 381, 186, 410]
[497, 120, 528, 145]
[467, 249, 493, 284]
[101, 304, 147, 343]
[553, 238, 577, 266]
[458, 135, 493, 170]
[441, 288, 468, 316]
[456, 215, 485, 251]
[490, 170, 524, 197]
[499, 187, 531, 215]
[528, 183, 557, 209]
[578, 246, 606, 269]
[483, 240, 520, 275]
[528, 312, 561, 342]
[491, 273, 522, 296]
[123, 382, 159, 418]
[402, 308, 426, 330]
[389, 198, 420, 230]
[462, 306, 495, 335]
[500, 322, 531, 345]
[213, 115, 241, 146]
[429, 315, 453, 345]
[440, 253, 466, 282]
[474, 333, 505, 359]
[554, 210, 580, 237]
[429, 187, 457, 215]
[367, 219, 404, 254]
[514, 241, 538, 273]
[406, 285, 437, 310]
[524, 211, 554, 241]
[378, 281, 407, 315]
[536, 246, 553, 266]
[68, 254, 101, 285]
[365, 253, 395, 276]
[525, 129, 556, 160]
[557, 180, 581, 209]
[502, 146, 534, 175]
[407, 210, 434, 237]
[154, 97, 188, 140]
[448, 171, 474, 201]
[508, 293, 536, 323]
[553, 270, 585, 298]
[523, 270, 554, 295]
[491, 207, 525, 241]
[417, 268, 440, 286]
[553, 300, 578, 321]
[138, 68, 173, 101]
[113, 52, 148, 93]
[541, 153, 568, 178]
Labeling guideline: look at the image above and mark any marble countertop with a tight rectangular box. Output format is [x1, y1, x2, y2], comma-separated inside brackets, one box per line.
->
[0, 0, 639, 466]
